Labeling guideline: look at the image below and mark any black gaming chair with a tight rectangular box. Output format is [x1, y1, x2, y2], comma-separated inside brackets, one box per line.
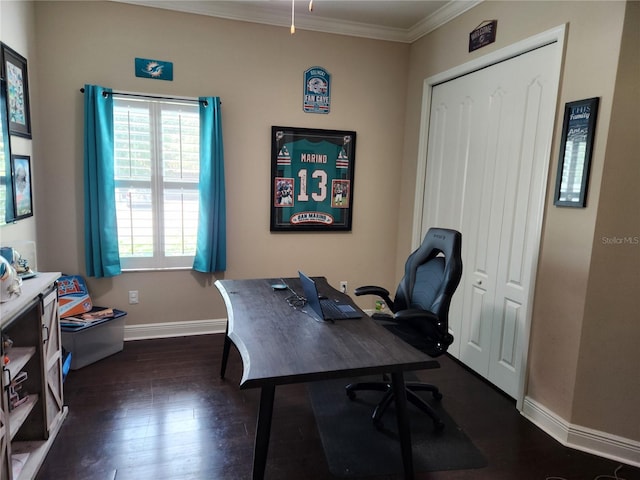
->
[345, 227, 463, 430]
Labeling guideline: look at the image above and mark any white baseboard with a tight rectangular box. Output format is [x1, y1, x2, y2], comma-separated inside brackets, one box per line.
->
[522, 396, 640, 468]
[124, 318, 227, 341]
[124, 313, 378, 339]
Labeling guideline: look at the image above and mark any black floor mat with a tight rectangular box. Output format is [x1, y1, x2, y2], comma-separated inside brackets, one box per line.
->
[308, 375, 487, 477]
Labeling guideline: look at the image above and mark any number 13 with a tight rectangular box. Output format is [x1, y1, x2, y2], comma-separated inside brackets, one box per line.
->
[298, 169, 327, 202]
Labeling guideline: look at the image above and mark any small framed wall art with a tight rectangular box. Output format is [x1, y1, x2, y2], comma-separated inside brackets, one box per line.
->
[303, 66, 331, 114]
[1, 43, 32, 138]
[134, 57, 174, 81]
[11, 154, 33, 220]
[554, 97, 599, 207]
[270, 126, 356, 232]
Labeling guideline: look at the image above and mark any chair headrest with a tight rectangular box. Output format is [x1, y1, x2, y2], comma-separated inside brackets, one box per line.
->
[410, 228, 462, 294]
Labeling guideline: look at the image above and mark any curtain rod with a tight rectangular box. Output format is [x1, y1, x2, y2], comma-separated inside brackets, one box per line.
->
[79, 88, 212, 106]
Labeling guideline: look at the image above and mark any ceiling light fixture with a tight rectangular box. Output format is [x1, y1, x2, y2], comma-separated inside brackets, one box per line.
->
[291, 0, 314, 35]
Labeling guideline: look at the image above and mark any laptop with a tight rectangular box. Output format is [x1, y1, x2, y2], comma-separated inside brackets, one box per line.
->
[298, 271, 362, 321]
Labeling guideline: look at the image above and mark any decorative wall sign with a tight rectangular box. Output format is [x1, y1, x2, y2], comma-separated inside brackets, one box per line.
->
[11, 154, 33, 220]
[554, 97, 599, 207]
[303, 66, 331, 114]
[135, 57, 174, 81]
[1, 43, 32, 138]
[469, 20, 497, 52]
[271, 126, 356, 231]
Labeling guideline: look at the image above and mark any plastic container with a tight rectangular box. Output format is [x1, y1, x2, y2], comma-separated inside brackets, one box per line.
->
[60, 308, 126, 370]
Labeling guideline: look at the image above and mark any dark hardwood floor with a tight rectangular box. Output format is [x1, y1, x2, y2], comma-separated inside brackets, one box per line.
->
[37, 334, 638, 480]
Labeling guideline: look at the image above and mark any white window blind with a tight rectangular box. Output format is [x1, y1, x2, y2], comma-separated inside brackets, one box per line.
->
[113, 96, 200, 269]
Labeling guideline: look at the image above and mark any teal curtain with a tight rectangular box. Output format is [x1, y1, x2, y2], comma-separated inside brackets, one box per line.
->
[193, 97, 226, 272]
[83, 84, 121, 278]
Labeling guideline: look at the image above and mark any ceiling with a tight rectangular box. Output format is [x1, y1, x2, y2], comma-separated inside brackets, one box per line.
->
[114, 1, 481, 43]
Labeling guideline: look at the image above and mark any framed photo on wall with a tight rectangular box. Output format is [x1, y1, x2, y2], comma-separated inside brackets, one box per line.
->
[270, 126, 356, 231]
[11, 154, 33, 220]
[1, 43, 32, 138]
[553, 97, 599, 207]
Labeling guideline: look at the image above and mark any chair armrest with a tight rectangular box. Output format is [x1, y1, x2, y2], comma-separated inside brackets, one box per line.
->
[394, 308, 439, 324]
[353, 285, 394, 310]
[354, 285, 389, 297]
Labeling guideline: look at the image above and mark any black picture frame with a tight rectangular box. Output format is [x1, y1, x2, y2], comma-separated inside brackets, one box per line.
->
[1, 43, 32, 138]
[553, 97, 599, 208]
[11, 154, 33, 220]
[270, 126, 356, 232]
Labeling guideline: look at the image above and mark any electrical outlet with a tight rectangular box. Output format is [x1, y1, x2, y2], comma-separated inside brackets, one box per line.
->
[340, 281, 348, 294]
[128, 290, 139, 304]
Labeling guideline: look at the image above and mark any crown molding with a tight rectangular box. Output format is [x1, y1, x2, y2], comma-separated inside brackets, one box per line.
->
[112, 0, 481, 43]
[408, 1, 482, 43]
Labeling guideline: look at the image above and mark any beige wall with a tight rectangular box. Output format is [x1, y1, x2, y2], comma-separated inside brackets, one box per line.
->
[3, 0, 638, 452]
[573, 1, 639, 440]
[0, 1, 38, 248]
[400, 0, 638, 441]
[28, 1, 410, 324]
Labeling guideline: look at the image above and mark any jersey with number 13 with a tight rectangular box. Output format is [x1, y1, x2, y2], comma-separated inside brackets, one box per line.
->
[275, 138, 351, 225]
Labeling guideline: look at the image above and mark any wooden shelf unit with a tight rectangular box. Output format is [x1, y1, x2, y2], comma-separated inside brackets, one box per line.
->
[0, 272, 67, 480]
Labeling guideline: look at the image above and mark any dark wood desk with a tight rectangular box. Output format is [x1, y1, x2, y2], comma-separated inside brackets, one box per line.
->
[215, 277, 439, 480]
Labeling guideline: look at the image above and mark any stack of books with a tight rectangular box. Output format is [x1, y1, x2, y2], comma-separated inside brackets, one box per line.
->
[60, 308, 114, 327]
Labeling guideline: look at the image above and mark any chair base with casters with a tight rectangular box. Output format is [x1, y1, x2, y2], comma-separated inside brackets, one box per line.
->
[346, 376, 445, 431]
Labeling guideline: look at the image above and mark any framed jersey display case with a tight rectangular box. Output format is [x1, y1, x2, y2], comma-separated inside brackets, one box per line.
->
[271, 126, 356, 232]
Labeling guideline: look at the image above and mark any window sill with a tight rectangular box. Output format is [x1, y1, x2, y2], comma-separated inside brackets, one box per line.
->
[120, 266, 194, 273]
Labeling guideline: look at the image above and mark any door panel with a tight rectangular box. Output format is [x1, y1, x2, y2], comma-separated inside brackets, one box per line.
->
[41, 289, 64, 433]
[420, 91, 473, 344]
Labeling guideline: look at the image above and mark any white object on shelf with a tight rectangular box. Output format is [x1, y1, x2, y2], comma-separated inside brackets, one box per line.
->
[11, 240, 38, 272]
[0, 255, 22, 302]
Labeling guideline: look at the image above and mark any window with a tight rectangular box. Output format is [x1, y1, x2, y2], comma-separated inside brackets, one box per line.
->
[113, 96, 200, 269]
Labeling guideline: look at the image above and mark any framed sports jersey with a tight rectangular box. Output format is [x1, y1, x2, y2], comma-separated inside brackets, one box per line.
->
[271, 126, 357, 231]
